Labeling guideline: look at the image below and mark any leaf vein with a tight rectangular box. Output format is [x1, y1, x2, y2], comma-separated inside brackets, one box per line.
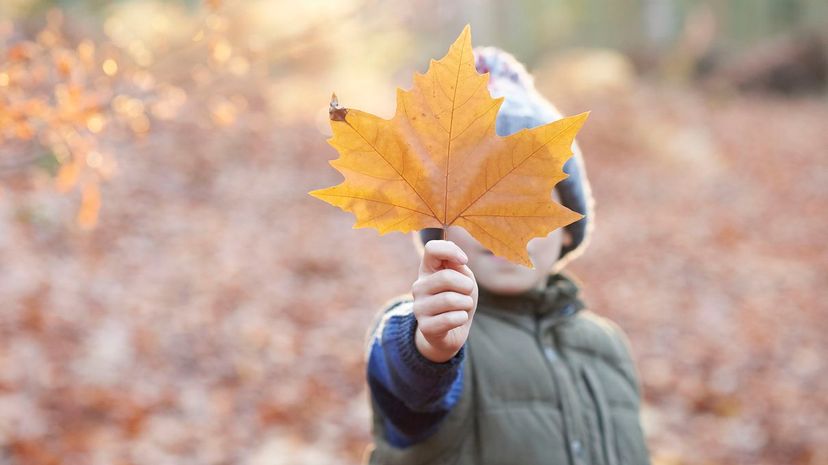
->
[318, 193, 433, 216]
[450, 117, 581, 222]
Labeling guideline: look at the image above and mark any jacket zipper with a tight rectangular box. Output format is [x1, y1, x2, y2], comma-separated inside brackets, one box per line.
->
[535, 315, 587, 465]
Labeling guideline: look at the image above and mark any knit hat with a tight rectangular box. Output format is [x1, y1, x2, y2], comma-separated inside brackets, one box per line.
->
[415, 46, 595, 272]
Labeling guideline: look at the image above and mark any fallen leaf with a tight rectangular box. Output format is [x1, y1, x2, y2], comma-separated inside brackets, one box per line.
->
[310, 25, 588, 266]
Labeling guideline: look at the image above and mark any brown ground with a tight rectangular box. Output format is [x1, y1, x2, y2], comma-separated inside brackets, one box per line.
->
[1, 80, 826, 464]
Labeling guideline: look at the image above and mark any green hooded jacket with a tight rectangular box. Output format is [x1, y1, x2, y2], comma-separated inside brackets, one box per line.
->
[366, 273, 651, 465]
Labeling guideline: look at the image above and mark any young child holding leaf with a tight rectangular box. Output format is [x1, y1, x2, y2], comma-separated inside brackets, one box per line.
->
[361, 48, 651, 464]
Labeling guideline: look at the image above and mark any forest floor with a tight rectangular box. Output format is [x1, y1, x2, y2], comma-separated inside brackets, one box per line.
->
[1, 82, 826, 465]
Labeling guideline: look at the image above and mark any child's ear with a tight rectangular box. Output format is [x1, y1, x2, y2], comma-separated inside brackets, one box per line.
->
[562, 229, 573, 248]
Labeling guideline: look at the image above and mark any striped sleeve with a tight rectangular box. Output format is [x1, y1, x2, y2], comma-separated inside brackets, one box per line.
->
[365, 299, 466, 448]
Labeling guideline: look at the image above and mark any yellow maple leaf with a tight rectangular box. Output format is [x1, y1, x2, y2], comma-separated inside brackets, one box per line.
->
[310, 25, 588, 267]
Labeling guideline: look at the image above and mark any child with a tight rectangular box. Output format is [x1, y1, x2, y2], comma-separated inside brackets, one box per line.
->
[364, 47, 651, 465]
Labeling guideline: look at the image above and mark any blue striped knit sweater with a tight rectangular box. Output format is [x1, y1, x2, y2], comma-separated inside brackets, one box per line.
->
[366, 300, 465, 448]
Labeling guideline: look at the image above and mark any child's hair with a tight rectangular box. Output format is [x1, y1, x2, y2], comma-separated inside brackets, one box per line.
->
[416, 47, 595, 272]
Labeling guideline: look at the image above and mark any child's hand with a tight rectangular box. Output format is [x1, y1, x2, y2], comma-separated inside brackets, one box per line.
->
[412, 240, 478, 363]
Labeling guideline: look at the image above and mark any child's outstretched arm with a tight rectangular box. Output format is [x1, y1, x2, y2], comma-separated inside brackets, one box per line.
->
[366, 240, 478, 447]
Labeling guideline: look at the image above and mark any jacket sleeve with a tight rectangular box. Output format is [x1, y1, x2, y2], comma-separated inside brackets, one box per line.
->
[365, 299, 466, 448]
[606, 320, 644, 401]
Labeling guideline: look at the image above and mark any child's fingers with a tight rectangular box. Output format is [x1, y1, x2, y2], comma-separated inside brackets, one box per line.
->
[412, 269, 475, 297]
[413, 292, 475, 318]
[442, 260, 475, 284]
[421, 240, 468, 274]
[417, 310, 469, 337]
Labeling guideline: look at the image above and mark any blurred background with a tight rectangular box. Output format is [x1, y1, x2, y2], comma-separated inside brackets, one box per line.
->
[1, 0, 826, 464]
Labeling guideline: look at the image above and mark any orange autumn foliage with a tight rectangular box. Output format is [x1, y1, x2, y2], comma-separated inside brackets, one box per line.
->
[310, 25, 588, 266]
